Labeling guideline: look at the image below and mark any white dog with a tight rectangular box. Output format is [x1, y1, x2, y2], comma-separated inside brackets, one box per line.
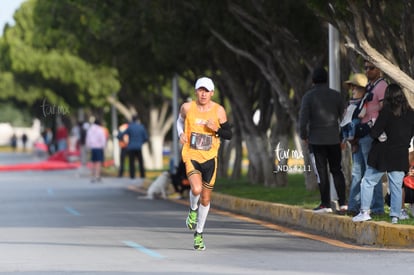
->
[145, 171, 170, 199]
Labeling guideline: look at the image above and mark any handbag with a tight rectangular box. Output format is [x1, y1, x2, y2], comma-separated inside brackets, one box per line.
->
[355, 122, 371, 138]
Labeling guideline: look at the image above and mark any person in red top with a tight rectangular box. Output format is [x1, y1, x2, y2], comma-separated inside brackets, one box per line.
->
[402, 147, 414, 217]
[56, 123, 68, 151]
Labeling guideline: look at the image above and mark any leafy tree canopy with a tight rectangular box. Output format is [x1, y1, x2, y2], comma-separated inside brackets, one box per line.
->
[0, 0, 121, 111]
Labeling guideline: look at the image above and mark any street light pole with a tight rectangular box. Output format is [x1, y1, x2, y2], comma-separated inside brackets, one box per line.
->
[171, 74, 179, 172]
[329, 24, 340, 207]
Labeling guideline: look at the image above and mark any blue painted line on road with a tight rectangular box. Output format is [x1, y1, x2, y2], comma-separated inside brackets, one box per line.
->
[64, 206, 81, 216]
[122, 240, 164, 259]
[47, 188, 54, 196]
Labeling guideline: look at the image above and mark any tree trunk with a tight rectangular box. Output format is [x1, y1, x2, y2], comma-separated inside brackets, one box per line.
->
[299, 139, 318, 191]
[341, 142, 352, 193]
[142, 135, 164, 170]
[230, 137, 243, 180]
[144, 103, 173, 170]
[270, 103, 291, 187]
[244, 134, 275, 186]
[327, 1, 414, 108]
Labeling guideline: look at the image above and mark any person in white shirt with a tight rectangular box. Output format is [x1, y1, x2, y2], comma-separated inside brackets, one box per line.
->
[85, 119, 106, 182]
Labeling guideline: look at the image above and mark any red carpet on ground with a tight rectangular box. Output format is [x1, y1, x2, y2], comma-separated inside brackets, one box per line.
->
[0, 150, 80, 171]
[0, 150, 114, 172]
[0, 160, 80, 171]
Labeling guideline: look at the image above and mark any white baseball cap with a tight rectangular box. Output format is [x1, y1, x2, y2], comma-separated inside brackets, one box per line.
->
[195, 77, 214, 92]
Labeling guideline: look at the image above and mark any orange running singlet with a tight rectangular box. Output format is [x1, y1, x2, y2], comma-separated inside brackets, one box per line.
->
[181, 101, 220, 164]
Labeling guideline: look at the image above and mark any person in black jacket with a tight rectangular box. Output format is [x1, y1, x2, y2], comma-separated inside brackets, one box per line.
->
[299, 67, 347, 213]
[353, 83, 414, 224]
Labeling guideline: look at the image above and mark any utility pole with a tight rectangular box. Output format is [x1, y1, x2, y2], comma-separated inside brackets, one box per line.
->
[171, 74, 179, 172]
[329, 24, 340, 208]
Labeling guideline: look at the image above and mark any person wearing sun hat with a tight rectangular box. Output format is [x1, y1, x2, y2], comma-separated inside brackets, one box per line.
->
[348, 61, 389, 216]
[342, 73, 373, 215]
[344, 73, 368, 88]
[340, 73, 368, 143]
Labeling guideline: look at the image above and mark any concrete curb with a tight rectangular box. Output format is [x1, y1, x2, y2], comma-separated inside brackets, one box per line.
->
[126, 182, 414, 248]
[211, 193, 414, 248]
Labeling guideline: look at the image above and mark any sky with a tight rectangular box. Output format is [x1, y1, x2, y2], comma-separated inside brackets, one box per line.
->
[0, 0, 27, 35]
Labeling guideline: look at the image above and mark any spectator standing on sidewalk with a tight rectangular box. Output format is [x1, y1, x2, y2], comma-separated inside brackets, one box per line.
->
[399, 147, 414, 219]
[56, 122, 69, 152]
[118, 115, 148, 182]
[10, 133, 17, 151]
[340, 73, 368, 144]
[21, 133, 28, 151]
[79, 122, 89, 167]
[341, 73, 369, 212]
[86, 119, 107, 182]
[177, 76, 232, 250]
[44, 128, 55, 155]
[347, 61, 388, 215]
[352, 83, 414, 224]
[404, 147, 414, 216]
[299, 67, 347, 213]
[117, 122, 129, 177]
[56, 122, 69, 151]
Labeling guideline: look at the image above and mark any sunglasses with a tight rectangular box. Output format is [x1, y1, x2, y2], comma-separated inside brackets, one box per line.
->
[364, 66, 376, 71]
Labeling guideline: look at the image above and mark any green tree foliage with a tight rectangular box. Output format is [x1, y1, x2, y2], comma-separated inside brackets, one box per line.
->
[0, 0, 121, 112]
[29, 0, 215, 108]
[1, 0, 329, 185]
[0, 102, 32, 126]
[197, 0, 327, 186]
[308, 0, 414, 105]
[8, 0, 412, 185]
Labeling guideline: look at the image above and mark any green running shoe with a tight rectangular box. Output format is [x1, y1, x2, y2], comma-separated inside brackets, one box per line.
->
[193, 232, 205, 250]
[186, 209, 197, 230]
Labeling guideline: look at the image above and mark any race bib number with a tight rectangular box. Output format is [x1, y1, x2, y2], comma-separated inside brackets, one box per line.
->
[190, 132, 212, 151]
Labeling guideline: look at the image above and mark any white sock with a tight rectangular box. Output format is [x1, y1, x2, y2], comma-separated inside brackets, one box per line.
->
[196, 203, 210, 233]
[189, 191, 200, 211]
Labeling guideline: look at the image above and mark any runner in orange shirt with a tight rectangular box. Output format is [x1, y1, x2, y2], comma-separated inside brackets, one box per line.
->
[177, 77, 232, 250]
